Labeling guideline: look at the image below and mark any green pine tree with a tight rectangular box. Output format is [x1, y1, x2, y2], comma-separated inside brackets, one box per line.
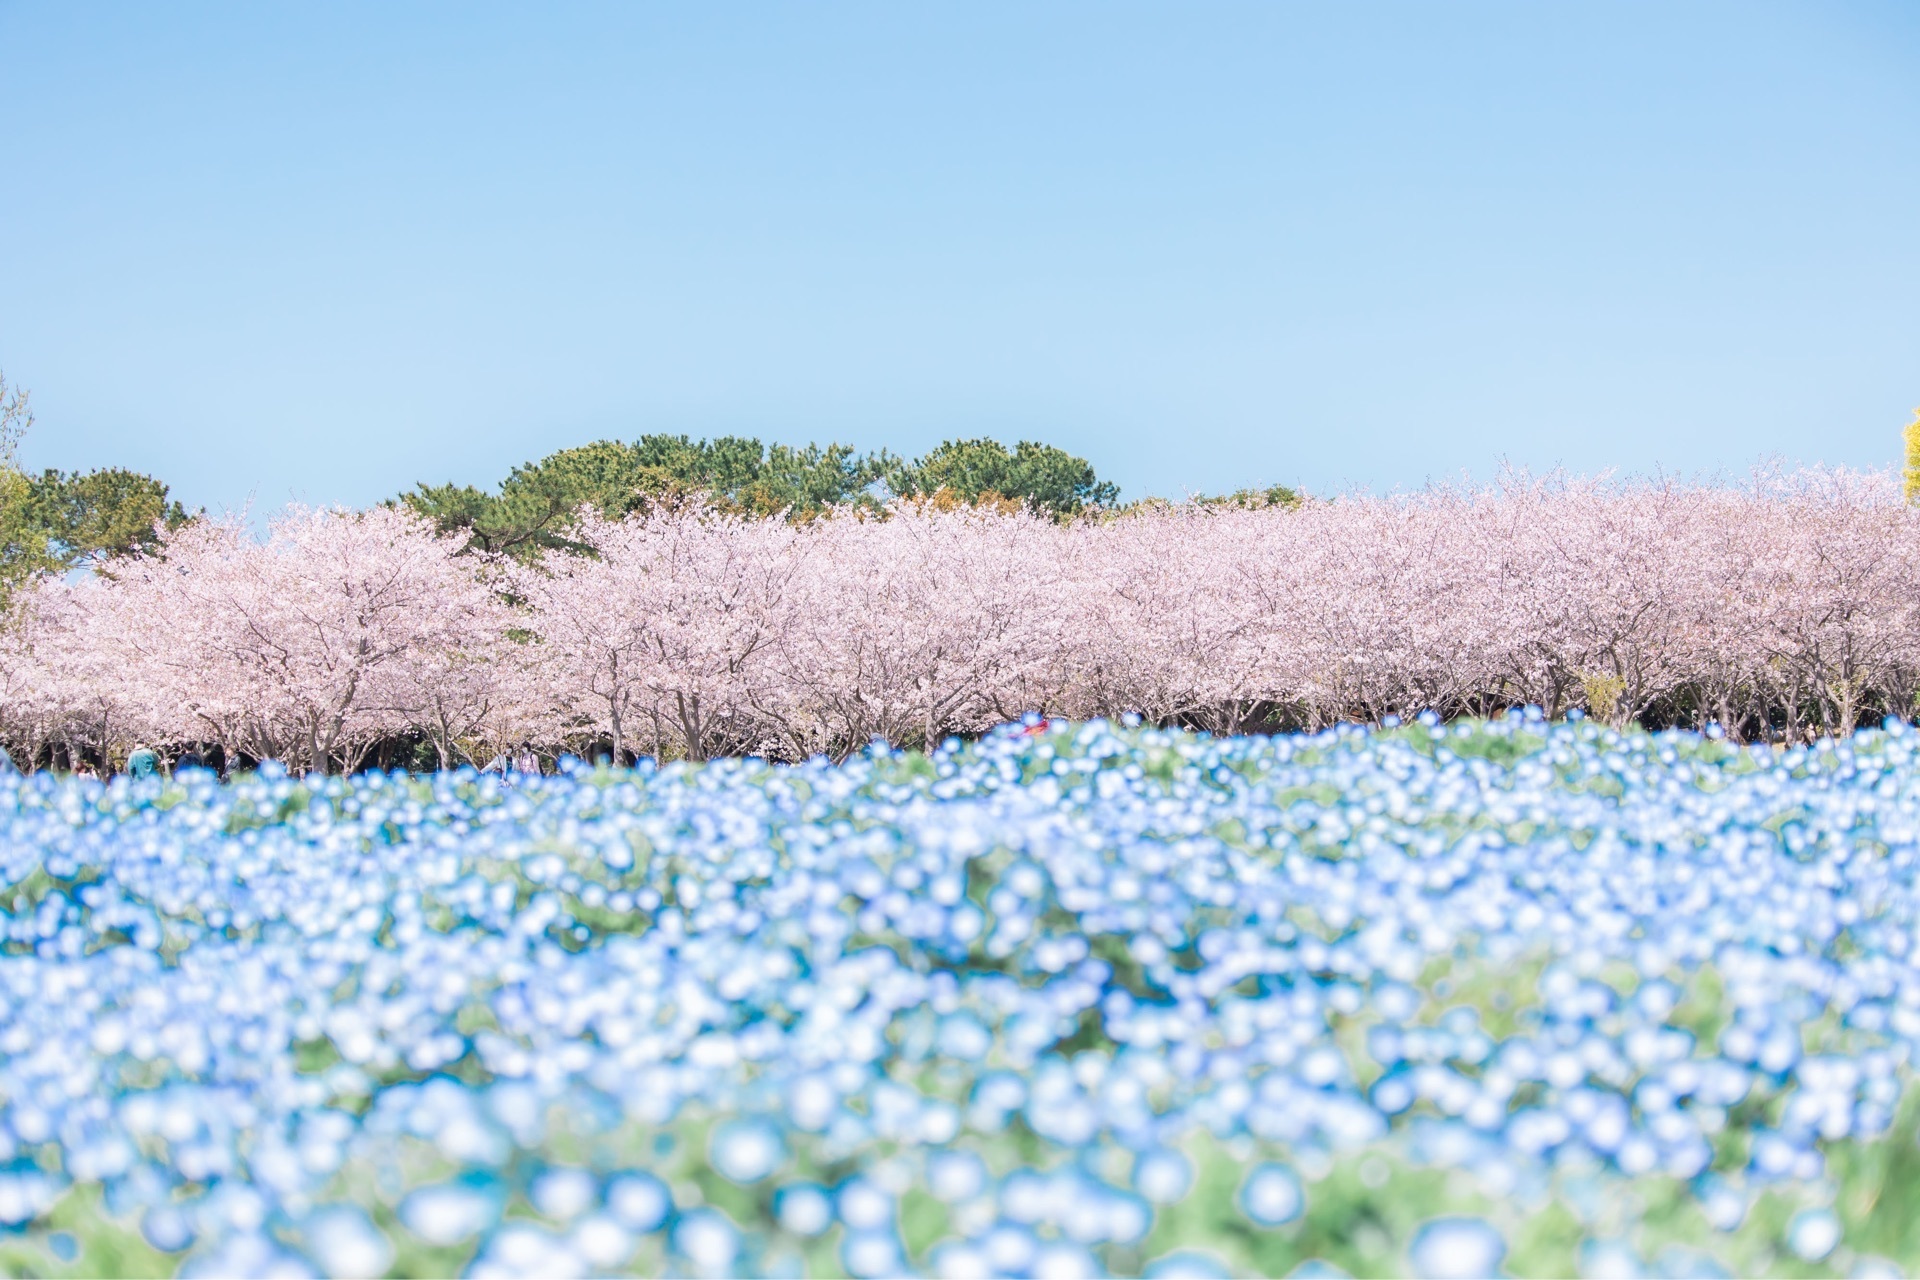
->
[0, 371, 190, 607]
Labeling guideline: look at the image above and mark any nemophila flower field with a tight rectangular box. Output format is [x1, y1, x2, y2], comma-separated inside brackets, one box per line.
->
[3, 716, 1920, 1278]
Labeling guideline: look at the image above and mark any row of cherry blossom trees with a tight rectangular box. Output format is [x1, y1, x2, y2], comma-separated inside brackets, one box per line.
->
[3, 470, 1917, 771]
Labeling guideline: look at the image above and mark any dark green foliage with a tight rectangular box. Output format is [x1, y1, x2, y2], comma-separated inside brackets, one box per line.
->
[0, 466, 190, 600]
[0, 373, 191, 599]
[883, 437, 1120, 517]
[25, 468, 191, 566]
[402, 434, 1123, 557]
[398, 435, 893, 557]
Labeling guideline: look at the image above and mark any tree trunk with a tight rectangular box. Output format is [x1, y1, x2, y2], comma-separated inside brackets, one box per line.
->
[675, 690, 705, 763]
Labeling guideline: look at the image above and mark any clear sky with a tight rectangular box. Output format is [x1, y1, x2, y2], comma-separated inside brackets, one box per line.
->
[2, 2, 1917, 512]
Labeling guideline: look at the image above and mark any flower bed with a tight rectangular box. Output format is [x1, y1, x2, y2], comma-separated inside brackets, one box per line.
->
[1, 716, 1917, 1276]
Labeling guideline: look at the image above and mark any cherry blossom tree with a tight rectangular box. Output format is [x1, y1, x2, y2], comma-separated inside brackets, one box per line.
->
[7, 469, 1920, 770]
[106, 507, 498, 773]
[766, 504, 1065, 758]
[514, 505, 798, 762]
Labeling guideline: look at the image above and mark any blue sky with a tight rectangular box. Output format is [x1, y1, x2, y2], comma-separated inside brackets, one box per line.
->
[2, 2, 1916, 511]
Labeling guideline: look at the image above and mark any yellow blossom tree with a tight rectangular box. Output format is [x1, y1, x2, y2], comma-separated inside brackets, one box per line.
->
[1906, 406, 1920, 505]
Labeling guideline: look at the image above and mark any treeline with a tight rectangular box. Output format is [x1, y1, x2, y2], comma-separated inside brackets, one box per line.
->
[0, 370, 1192, 588]
[0, 367, 1298, 607]
[3, 469, 1918, 775]
[19, 363, 1920, 773]
[395, 434, 1197, 555]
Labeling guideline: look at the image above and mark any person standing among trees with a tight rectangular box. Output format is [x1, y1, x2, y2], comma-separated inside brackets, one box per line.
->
[125, 745, 160, 778]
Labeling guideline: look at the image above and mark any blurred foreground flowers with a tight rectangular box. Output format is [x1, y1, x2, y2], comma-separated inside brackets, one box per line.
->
[3, 716, 1920, 1276]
